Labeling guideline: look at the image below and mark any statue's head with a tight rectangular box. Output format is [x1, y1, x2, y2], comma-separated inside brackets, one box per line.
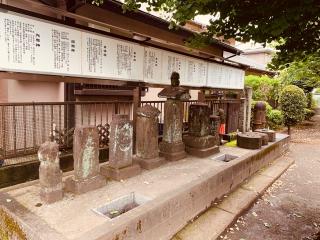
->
[170, 72, 180, 87]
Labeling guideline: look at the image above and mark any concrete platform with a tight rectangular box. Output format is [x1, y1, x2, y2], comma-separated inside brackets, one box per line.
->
[173, 154, 294, 240]
[0, 134, 289, 240]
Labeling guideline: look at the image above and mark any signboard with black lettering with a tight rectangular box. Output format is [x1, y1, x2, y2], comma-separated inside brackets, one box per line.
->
[207, 62, 244, 89]
[0, 10, 245, 89]
[0, 11, 81, 75]
[82, 32, 144, 81]
[161, 51, 186, 85]
[184, 57, 207, 87]
[143, 47, 162, 83]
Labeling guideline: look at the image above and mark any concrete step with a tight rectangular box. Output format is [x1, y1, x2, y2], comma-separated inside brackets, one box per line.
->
[173, 156, 295, 240]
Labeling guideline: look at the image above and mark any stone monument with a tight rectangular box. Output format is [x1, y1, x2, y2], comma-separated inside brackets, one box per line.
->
[253, 101, 267, 130]
[65, 126, 106, 194]
[183, 103, 220, 157]
[100, 114, 141, 180]
[135, 105, 166, 169]
[158, 72, 190, 161]
[38, 141, 63, 204]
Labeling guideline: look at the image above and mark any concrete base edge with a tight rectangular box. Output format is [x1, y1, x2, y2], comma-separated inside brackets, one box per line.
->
[173, 156, 295, 240]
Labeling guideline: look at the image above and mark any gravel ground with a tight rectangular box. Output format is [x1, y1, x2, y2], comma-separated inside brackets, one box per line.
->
[219, 115, 320, 240]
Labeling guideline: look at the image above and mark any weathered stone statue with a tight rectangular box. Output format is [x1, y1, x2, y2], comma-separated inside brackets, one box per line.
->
[253, 101, 267, 130]
[65, 126, 106, 194]
[38, 141, 63, 204]
[101, 114, 141, 180]
[158, 72, 190, 161]
[135, 105, 165, 169]
[183, 103, 219, 157]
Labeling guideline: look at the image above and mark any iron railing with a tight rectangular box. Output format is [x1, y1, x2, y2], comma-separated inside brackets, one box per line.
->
[0, 101, 133, 166]
[0, 99, 241, 167]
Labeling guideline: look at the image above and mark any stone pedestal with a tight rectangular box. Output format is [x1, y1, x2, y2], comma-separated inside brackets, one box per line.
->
[255, 132, 269, 145]
[101, 115, 141, 180]
[38, 141, 63, 204]
[65, 126, 106, 194]
[159, 99, 187, 161]
[135, 105, 165, 169]
[237, 132, 263, 149]
[183, 103, 219, 158]
[255, 129, 276, 142]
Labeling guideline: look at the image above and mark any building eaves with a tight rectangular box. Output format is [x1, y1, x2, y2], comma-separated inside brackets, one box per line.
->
[99, 0, 242, 55]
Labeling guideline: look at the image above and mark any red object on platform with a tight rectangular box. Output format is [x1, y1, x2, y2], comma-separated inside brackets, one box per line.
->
[219, 124, 226, 134]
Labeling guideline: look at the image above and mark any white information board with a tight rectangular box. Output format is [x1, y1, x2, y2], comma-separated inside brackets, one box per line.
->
[114, 40, 144, 81]
[0, 10, 245, 89]
[82, 32, 144, 81]
[0, 11, 81, 75]
[207, 62, 245, 89]
[81, 32, 115, 78]
[161, 51, 186, 85]
[143, 47, 162, 83]
[183, 57, 207, 87]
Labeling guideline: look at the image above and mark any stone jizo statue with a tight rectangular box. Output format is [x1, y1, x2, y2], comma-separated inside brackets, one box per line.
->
[158, 72, 189, 161]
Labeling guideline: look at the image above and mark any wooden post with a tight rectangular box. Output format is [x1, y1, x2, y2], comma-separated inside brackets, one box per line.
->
[64, 83, 75, 140]
[198, 90, 205, 102]
[132, 86, 141, 154]
[226, 102, 230, 134]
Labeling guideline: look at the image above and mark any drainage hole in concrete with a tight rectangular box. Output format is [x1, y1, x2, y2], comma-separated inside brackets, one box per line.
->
[210, 154, 238, 162]
[92, 192, 150, 219]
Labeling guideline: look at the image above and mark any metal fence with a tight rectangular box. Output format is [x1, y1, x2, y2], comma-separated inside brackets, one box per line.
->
[0, 101, 133, 166]
[0, 99, 241, 167]
[141, 99, 239, 125]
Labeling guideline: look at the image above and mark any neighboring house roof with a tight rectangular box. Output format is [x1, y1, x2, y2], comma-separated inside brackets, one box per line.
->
[242, 48, 276, 55]
[223, 51, 276, 76]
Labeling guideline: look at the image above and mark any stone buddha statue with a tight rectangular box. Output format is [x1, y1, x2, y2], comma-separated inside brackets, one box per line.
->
[158, 72, 191, 100]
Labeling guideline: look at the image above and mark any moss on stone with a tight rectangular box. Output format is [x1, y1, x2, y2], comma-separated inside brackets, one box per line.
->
[225, 140, 237, 147]
[0, 208, 27, 240]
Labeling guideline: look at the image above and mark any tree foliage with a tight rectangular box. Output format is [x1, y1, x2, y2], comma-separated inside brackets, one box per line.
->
[278, 51, 320, 107]
[245, 75, 281, 107]
[278, 51, 320, 90]
[279, 85, 307, 133]
[90, 0, 320, 68]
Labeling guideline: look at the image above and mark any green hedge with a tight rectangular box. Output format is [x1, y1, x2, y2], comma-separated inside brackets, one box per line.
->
[245, 75, 281, 107]
[280, 85, 307, 130]
[268, 109, 284, 130]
